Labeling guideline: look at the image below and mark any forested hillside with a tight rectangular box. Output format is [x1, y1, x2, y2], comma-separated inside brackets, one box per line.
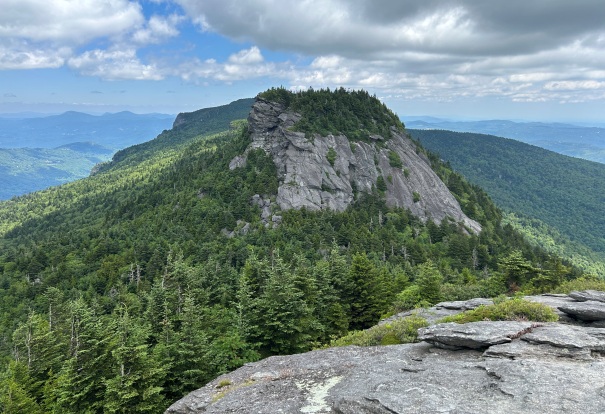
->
[0, 143, 113, 200]
[0, 91, 583, 413]
[411, 129, 605, 276]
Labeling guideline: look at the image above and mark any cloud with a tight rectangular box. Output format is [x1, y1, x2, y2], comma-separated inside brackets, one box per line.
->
[68, 48, 164, 81]
[0, 42, 70, 69]
[0, 0, 143, 45]
[91, 90, 103, 94]
[176, 0, 605, 58]
[132, 14, 184, 44]
[0, 0, 177, 76]
[177, 46, 280, 82]
[175, 0, 605, 103]
[4, 93, 17, 98]
[228, 46, 264, 64]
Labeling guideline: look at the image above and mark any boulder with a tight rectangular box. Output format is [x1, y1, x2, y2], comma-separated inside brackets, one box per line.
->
[435, 297, 493, 310]
[558, 301, 605, 321]
[568, 290, 605, 303]
[417, 321, 536, 350]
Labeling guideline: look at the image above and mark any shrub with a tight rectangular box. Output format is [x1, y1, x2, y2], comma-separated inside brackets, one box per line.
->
[388, 150, 403, 168]
[327, 147, 337, 167]
[438, 297, 558, 324]
[552, 276, 605, 294]
[413, 192, 421, 203]
[376, 175, 387, 192]
[328, 315, 428, 347]
[440, 283, 490, 302]
[393, 285, 425, 311]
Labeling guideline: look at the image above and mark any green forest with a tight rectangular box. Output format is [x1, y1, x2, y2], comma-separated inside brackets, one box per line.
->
[0, 90, 591, 413]
[411, 129, 605, 276]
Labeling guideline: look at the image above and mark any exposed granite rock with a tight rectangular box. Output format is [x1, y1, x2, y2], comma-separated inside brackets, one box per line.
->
[568, 290, 605, 303]
[521, 323, 605, 351]
[380, 297, 494, 326]
[558, 300, 605, 321]
[418, 321, 537, 350]
[167, 330, 605, 414]
[523, 293, 580, 322]
[232, 98, 481, 233]
[435, 297, 493, 310]
[251, 194, 280, 227]
[167, 293, 605, 413]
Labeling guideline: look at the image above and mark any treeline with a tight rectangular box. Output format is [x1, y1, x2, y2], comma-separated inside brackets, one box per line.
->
[259, 87, 404, 141]
[0, 89, 585, 412]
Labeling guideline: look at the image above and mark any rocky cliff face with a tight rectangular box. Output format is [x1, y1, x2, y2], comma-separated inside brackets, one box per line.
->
[230, 98, 481, 233]
[166, 291, 605, 414]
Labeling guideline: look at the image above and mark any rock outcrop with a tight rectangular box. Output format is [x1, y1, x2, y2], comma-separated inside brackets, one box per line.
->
[231, 98, 481, 233]
[166, 291, 605, 414]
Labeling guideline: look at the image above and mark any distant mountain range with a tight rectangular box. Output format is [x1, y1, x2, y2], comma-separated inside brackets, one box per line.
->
[0, 111, 174, 149]
[404, 117, 605, 164]
[0, 111, 175, 199]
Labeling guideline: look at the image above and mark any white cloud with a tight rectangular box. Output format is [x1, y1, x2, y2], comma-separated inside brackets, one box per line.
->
[0, 0, 146, 71]
[174, 0, 605, 103]
[228, 46, 264, 64]
[544, 80, 605, 91]
[0, 0, 143, 45]
[0, 43, 70, 69]
[132, 14, 183, 45]
[178, 47, 278, 82]
[68, 48, 163, 81]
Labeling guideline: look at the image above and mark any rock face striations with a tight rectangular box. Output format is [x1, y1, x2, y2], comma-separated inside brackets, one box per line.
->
[167, 291, 605, 414]
[230, 98, 481, 233]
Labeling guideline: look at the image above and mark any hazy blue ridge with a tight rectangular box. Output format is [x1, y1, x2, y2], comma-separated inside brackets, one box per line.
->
[405, 118, 605, 164]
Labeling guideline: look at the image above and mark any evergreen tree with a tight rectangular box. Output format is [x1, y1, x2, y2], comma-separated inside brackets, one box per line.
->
[348, 253, 383, 330]
[52, 299, 112, 414]
[103, 305, 164, 414]
[415, 260, 444, 305]
[254, 255, 315, 355]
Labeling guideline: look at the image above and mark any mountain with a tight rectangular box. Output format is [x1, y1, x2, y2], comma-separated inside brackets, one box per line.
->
[0, 110, 174, 149]
[0, 89, 581, 412]
[0, 110, 177, 199]
[234, 93, 480, 232]
[0, 143, 114, 200]
[410, 129, 605, 276]
[405, 118, 605, 164]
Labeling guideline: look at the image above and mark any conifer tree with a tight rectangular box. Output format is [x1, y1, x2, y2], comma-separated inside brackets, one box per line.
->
[103, 305, 164, 413]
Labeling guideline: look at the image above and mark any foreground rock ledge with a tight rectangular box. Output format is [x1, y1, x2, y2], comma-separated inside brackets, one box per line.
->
[167, 293, 605, 413]
[167, 327, 605, 413]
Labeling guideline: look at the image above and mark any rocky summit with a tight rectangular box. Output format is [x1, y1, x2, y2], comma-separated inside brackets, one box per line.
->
[230, 98, 481, 233]
[166, 291, 605, 414]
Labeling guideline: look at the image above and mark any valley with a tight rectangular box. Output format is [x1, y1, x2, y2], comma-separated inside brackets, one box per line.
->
[0, 111, 175, 200]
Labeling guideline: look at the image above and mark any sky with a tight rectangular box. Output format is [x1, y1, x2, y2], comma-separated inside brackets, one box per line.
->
[1, 0, 605, 122]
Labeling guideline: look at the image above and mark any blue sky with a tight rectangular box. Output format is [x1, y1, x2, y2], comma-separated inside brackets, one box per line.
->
[1, 0, 605, 122]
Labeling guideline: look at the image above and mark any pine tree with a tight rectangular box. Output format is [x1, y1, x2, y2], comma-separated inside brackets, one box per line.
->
[254, 255, 315, 355]
[103, 305, 164, 414]
[52, 299, 112, 413]
[348, 253, 383, 330]
[415, 260, 444, 305]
